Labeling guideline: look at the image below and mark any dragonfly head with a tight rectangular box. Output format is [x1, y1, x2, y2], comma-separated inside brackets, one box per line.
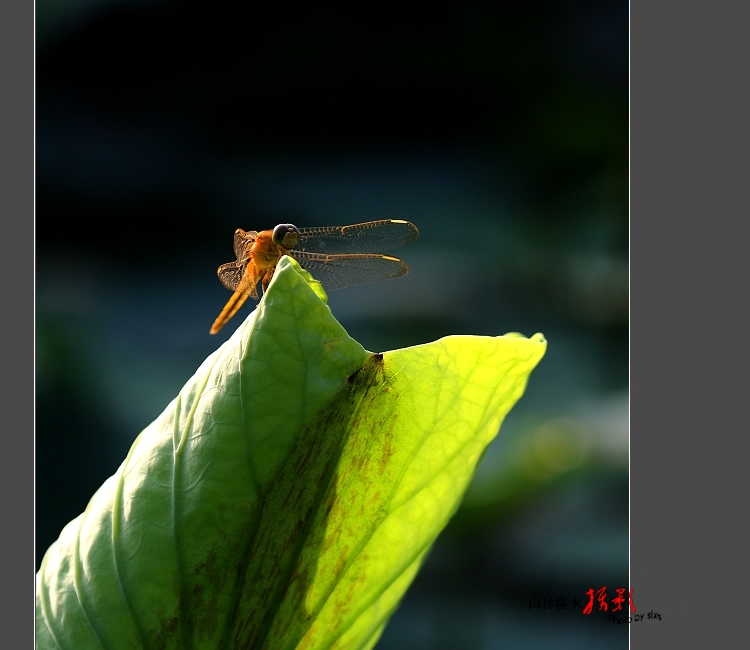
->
[272, 223, 300, 250]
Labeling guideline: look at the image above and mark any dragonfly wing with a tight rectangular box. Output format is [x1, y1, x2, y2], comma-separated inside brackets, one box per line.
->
[291, 252, 409, 292]
[217, 261, 245, 291]
[233, 229, 257, 261]
[295, 220, 419, 254]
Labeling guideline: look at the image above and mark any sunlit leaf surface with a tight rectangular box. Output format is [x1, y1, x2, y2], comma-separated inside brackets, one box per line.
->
[36, 256, 546, 650]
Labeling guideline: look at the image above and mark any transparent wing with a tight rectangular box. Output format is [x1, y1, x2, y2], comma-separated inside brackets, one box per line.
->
[290, 252, 409, 291]
[233, 229, 256, 261]
[294, 220, 418, 255]
[217, 261, 246, 291]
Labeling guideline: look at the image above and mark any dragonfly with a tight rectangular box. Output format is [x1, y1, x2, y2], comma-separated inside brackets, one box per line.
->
[209, 219, 419, 334]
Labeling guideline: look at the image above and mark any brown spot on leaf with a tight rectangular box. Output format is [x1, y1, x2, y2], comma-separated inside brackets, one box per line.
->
[225, 353, 394, 647]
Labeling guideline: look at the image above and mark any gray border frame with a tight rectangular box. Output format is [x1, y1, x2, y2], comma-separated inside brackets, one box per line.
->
[630, 2, 747, 646]
[6, 2, 35, 645]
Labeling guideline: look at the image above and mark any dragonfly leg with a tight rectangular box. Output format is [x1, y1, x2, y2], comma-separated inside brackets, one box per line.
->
[261, 268, 275, 294]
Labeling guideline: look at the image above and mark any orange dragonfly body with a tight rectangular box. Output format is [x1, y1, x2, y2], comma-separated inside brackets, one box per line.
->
[209, 219, 419, 334]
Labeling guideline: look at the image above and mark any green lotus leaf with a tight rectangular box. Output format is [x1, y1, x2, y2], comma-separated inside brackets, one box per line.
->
[36, 255, 546, 649]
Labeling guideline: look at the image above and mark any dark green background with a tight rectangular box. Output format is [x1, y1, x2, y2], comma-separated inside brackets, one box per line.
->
[36, 1, 628, 647]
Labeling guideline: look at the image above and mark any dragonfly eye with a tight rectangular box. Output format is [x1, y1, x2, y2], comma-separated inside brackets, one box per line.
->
[272, 223, 300, 249]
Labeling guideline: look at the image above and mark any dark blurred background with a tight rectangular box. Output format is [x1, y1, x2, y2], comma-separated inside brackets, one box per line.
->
[36, 1, 628, 647]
